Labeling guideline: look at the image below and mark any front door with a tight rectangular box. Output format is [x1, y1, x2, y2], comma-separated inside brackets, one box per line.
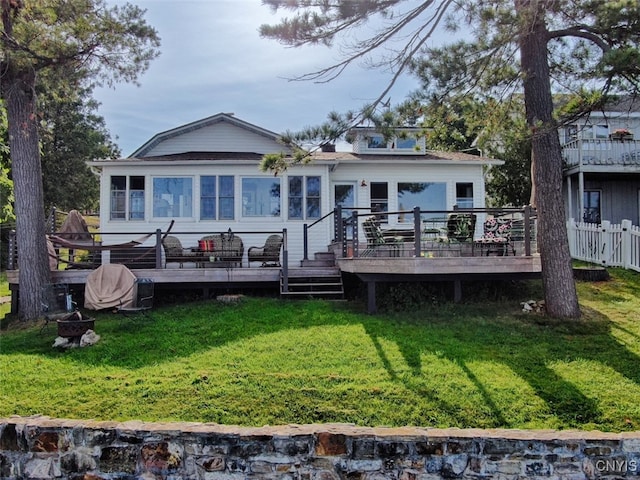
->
[333, 182, 356, 238]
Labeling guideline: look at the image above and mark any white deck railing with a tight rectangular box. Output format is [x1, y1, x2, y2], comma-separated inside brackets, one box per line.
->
[567, 219, 640, 272]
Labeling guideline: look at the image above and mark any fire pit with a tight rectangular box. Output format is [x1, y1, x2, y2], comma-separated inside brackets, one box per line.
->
[57, 312, 94, 338]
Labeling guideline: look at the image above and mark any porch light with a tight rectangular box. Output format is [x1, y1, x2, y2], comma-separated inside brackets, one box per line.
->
[360, 179, 367, 187]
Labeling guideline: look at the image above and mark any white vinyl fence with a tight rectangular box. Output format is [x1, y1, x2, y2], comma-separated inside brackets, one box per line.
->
[567, 219, 640, 272]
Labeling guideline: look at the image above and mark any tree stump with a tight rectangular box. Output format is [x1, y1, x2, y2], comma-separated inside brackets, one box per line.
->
[572, 266, 610, 282]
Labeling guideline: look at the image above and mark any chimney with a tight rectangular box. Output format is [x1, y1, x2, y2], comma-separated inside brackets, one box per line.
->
[321, 143, 336, 152]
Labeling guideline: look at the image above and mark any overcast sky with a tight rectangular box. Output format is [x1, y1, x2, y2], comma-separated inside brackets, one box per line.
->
[94, 0, 425, 156]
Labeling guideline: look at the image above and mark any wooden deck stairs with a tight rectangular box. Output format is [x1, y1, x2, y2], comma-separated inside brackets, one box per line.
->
[280, 251, 344, 299]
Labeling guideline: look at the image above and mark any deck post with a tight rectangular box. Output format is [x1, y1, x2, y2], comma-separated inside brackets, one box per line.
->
[282, 228, 289, 293]
[155, 229, 163, 269]
[335, 206, 342, 243]
[8, 229, 16, 270]
[303, 224, 309, 261]
[352, 210, 360, 257]
[367, 281, 377, 314]
[453, 280, 462, 303]
[413, 206, 421, 257]
[524, 205, 532, 256]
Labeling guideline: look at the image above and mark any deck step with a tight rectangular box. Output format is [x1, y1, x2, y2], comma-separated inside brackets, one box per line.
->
[280, 268, 344, 300]
[300, 251, 336, 268]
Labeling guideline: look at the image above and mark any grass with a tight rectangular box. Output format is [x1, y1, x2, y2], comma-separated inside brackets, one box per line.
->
[0, 271, 639, 432]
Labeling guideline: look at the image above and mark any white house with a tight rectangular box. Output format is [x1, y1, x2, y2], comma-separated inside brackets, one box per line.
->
[88, 113, 503, 265]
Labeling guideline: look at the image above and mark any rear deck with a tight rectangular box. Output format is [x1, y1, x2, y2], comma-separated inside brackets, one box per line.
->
[6, 207, 542, 314]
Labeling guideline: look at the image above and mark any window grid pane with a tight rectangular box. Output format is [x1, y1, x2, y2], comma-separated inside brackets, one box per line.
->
[219, 176, 234, 220]
[201, 176, 217, 220]
[306, 176, 321, 219]
[289, 176, 303, 219]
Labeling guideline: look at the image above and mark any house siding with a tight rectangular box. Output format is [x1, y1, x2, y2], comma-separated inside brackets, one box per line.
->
[142, 122, 284, 157]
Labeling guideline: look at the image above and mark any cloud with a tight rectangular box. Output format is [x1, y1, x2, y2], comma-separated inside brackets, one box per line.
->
[95, 0, 420, 155]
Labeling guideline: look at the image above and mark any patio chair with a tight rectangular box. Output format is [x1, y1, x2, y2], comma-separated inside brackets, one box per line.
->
[248, 234, 283, 267]
[162, 235, 199, 267]
[362, 216, 401, 257]
[41, 283, 77, 333]
[474, 217, 515, 256]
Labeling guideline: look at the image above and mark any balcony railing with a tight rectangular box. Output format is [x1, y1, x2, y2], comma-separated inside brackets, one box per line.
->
[563, 138, 640, 169]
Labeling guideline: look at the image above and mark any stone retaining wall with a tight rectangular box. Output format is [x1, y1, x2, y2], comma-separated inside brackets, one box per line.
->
[1, 416, 639, 479]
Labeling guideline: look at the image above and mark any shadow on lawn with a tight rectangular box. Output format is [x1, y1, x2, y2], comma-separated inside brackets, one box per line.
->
[363, 305, 640, 429]
[1, 297, 639, 429]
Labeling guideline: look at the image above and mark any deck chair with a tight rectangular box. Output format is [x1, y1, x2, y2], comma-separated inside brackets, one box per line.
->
[474, 217, 515, 256]
[41, 283, 77, 333]
[162, 235, 198, 267]
[117, 278, 154, 319]
[248, 235, 283, 266]
[361, 216, 400, 257]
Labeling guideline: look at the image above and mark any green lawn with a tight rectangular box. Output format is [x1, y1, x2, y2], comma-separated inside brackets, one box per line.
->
[1, 271, 639, 431]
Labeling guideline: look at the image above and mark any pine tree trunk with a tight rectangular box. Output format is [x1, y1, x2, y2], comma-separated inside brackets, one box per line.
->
[516, 0, 580, 318]
[3, 67, 51, 321]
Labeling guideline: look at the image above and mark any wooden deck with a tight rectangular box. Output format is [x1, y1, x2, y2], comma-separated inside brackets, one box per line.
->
[6, 254, 541, 315]
[337, 255, 542, 313]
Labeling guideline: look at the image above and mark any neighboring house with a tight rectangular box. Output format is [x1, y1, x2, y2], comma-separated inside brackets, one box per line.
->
[562, 97, 640, 224]
[88, 113, 502, 265]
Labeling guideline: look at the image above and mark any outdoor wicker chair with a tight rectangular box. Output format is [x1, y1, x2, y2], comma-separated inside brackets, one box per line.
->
[162, 235, 198, 267]
[248, 234, 283, 266]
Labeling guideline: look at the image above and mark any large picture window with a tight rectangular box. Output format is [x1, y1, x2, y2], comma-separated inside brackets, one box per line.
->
[288, 176, 321, 219]
[153, 177, 193, 218]
[110, 175, 145, 221]
[397, 182, 446, 221]
[200, 175, 234, 220]
[242, 177, 281, 217]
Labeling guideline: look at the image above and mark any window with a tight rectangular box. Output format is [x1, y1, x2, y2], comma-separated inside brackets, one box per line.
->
[153, 177, 193, 218]
[242, 177, 281, 217]
[397, 182, 446, 221]
[370, 182, 388, 222]
[201, 175, 234, 220]
[583, 190, 601, 224]
[219, 176, 235, 220]
[564, 125, 578, 144]
[395, 137, 416, 149]
[584, 124, 609, 139]
[367, 134, 386, 149]
[456, 183, 474, 209]
[566, 124, 609, 142]
[289, 176, 321, 220]
[110, 175, 145, 221]
[110, 176, 126, 220]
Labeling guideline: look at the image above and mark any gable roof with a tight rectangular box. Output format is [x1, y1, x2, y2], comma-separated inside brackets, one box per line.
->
[130, 112, 285, 158]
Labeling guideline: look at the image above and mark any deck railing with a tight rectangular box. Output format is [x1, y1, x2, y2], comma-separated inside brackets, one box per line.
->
[562, 138, 640, 169]
[7, 228, 289, 274]
[567, 219, 640, 272]
[336, 206, 538, 259]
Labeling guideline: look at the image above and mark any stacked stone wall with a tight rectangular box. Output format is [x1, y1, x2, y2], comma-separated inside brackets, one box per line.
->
[1, 416, 639, 479]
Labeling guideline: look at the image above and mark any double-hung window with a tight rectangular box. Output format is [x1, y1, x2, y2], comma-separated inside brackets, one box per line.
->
[110, 175, 145, 221]
[288, 176, 321, 220]
[200, 175, 235, 220]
